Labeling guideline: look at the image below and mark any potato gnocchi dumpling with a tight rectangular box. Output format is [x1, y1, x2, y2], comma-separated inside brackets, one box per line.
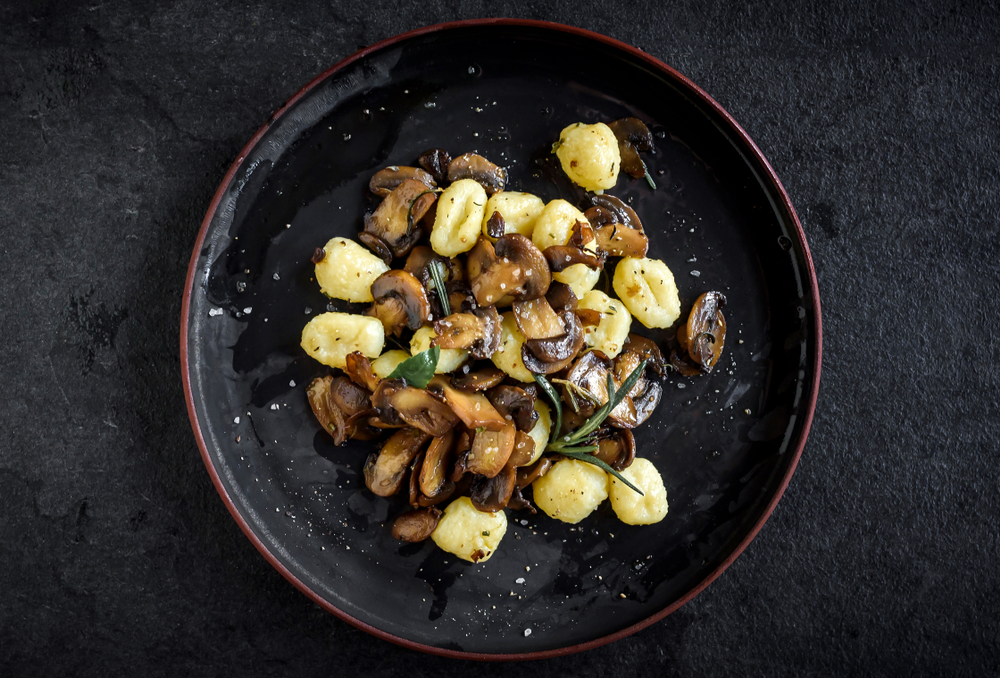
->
[300, 312, 385, 369]
[371, 349, 411, 378]
[533, 458, 610, 524]
[608, 458, 669, 525]
[490, 311, 534, 382]
[578, 290, 632, 359]
[431, 179, 487, 257]
[555, 122, 621, 192]
[431, 496, 508, 563]
[612, 257, 681, 329]
[410, 326, 469, 373]
[525, 400, 551, 466]
[315, 237, 390, 303]
[481, 191, 545, 240]
[532, 199, 601, 298]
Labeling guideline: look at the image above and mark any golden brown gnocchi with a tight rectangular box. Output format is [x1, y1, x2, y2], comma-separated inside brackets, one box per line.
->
[612, 257, 681, 329]
[314, 237, 390, 303]
[608, 458, 669, 525]
[481, 191, 545, 240]
[410, 326, 469, 373]
[531, 199, 601, 298]
[555, 122, 621, 192]
[370, 349, 411, 378]
[490, 311, 534, 382]
[431, 496, 508, 563]
[525, 400, 551, 466]
[300, 312, 385, 369]
[431, 179, 487, 257]
[578, 290, 632, 359]
[533, 458, 610, 524]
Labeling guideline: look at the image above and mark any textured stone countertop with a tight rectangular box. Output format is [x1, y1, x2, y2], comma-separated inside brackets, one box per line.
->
[2, 1, 998, 675]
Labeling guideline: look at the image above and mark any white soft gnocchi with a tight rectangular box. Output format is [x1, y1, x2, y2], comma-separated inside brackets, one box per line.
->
[431, 179, 487, 257]
[490, 311, 534, 382]
[612, 257, 681, 329]
[578, 290, 632, 359]
[555, 122, 621, 192]
[314, 237, 390, 303]
[481, 191, 545, 240]
[431, 496, 508, 563]
[531, 199, 600, 298]
[371, 349, 410, 378]
[300, 312, 384, 369]
[533, 458, 609, 524]
[609, 458, 669, 525]
[525, 400, 551, 465]
[410, 326, 469, 373]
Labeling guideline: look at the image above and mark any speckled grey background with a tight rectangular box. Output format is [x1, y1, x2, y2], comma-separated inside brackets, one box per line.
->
[1, 1, 998, 675]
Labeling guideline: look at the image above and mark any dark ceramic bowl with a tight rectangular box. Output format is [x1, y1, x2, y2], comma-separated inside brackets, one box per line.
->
[181, 19, 821, 659]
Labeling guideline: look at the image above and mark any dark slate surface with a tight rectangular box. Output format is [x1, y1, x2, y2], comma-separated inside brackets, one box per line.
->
[1, 1, 997, 675]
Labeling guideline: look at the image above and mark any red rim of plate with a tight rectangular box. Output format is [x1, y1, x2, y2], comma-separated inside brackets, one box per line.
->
[180, 17, 823, 662]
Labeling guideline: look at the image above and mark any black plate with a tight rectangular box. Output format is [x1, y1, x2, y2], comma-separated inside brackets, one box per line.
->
[181, 20, 821, 659]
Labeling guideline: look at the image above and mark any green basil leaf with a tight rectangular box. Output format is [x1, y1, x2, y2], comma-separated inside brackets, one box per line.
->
[387, 346, 440, 389]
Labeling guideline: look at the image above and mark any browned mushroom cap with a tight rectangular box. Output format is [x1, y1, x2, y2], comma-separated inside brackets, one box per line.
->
[621, 334, 667, 376]
[470, 305, 502, 359]
[356, 232, 393, 267]
[524, 311, 584, 364]
[543, 245, 606, 272]
[418, 148, 452, 184]
[513, 297, 565, 340]
[367, 270, 431, 337]
[568, 219, 596, 248]
[363, 178, 437, 258]
[612, 348, 664, 427]
[419, 431, 456, 501]
[485, 211, 506, 239]
[470, 463, 517, 512]
[370, 378, 406, 427]
[546, 281, 578, 312]
[369, 166, 436, 197]
[466, 422, 516, 478]
[391, 507, 442, 542]
[680, 291, 728, 372]
[486, 385, 539, 432]
[595, 225, 649, 258]
[451, 366, 506, 391]
[327, 375, 372, 418]
[507, 430, 536, 467]
[607, 118, 655, 179]
[364, 427, 431, 497]
[594, 428, 636, 471]
[669, 350, 702, 377]
[432, 313, 484, 350]
[449, 430, 473, 482]
[435, 380, 508, 431]
[575, 308, 603, 327]
[404, 245, 462, 281]
[408, 450, 425, 507]
[564, 350, 638, 427]
[592, 194, 643, 230]
[467, 234, 552, 306]
[307, 376, 349, 444]
[345, 351, 380, 392]
[516, 455, 554, 489]
[447, 152, 507, 195]
[373, 379, 460, 436]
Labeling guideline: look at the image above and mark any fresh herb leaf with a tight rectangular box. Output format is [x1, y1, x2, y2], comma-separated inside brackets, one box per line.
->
[560, 450, 645, 495]
[644, 168, 657, 190]
[387, 346, 440, 388]
[551, 140, 562, 153]
[429, 260, 450, 317]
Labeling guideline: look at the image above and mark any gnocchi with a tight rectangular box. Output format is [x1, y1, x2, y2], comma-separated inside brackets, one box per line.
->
[490, 311, 534, 382]
[531, 199, 601, 298]
[525, 400, 551, 466]
[481, 191, 545, 240]
[555, 122, 621, 192]
[613, 257, 681, 329]
[431, 496, 508, 563]
[410, 326, 469, 373]
[314, 237, 390, 303]
[533, 458, 610, 524]
[578, 290, 632, 359]
[431, 179, 487, 257]
[300, 312, 385, 369]
[371, 349, 411, 378]
[608, 458, 669, 525]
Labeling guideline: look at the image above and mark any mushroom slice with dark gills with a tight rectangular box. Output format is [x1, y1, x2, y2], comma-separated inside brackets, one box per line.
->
[368, 166, 436, 198]
[447, 152, 507, 195]
[543, 245, 606, 272]
[418, 148, 452, 184]
[585, 195, 649, 258]
[451, 366, 506, 391]
[363, 178, 437, 258]
[357, 232, 393, 266]
[607, 117, 655, 179]
[470, 462, 517, 512]
[513, 296, 586, 373]
[371, 378, 460, 436]
[545, 281, 578, 312]
[391, 507, 442, 542]
[418, 431, 456, 504]
[366, 270, 431, 337]
[676, 291, 728, 373]
[344, 351, 380, 392]
[564, 350, 641, 428]
[363, 427, 431, 497]
[613, 347, 662, 427]
[593, 427, 637, 471]
[306, 376, 349, 444]
[621, 333, 667, 376]
[467, 234, 551, 306]
[486, 385, 539, 433]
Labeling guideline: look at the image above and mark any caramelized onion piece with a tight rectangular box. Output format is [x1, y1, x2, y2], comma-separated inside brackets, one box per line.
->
[466, 422, 517, 478]
[607, 117, 655, 179]
[418, 148, 452, 184]
[364, 427, 430, 497]
[447, 152, 507, 195]
[391, 507, 442, 542]
[369, 166, 436, 197]
[470, 463, 517, 512]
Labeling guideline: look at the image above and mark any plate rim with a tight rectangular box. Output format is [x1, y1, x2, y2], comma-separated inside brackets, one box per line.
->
[180, 17, 823, 661]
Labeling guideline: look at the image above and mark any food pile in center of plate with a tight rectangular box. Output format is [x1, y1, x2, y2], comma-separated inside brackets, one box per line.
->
[299, 119, 727, 563]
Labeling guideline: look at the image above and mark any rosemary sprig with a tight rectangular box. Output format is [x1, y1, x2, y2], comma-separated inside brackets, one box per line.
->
[428, 260, 450, 317]
[534, 360, 648, 495]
